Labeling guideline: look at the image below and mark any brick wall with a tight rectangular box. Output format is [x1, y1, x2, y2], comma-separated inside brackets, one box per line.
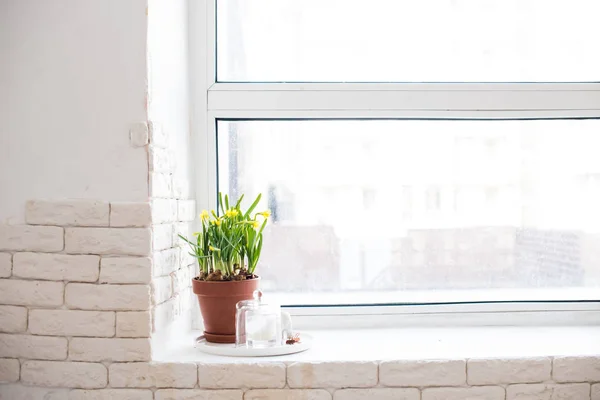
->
[0, 199, 153, 394]
[148, 122, 198, 336]
[1, 355, 599, 398]
[0, 119, 203, 397]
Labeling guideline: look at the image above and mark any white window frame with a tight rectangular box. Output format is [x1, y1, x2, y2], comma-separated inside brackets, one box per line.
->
[190, 0, 600, 328]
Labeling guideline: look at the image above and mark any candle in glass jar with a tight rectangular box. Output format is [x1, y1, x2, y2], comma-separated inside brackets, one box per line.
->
[246, 313, 278, 346]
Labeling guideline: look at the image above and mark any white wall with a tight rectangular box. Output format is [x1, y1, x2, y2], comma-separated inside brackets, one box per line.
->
[147, 0, 193, 196]
[147, 0, 199, 346]
[0, 0, 149, 223]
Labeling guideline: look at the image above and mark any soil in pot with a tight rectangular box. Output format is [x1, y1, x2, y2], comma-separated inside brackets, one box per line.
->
[192, 275, 260, 344]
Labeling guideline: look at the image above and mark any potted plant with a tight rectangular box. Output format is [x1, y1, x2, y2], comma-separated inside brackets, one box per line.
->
[180, 193, 269, 343]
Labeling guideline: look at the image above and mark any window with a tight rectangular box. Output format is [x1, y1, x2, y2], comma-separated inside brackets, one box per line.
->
[195, 1, 600, 309]
[217, 119, 600, 304]
[218, 0, 600, 82]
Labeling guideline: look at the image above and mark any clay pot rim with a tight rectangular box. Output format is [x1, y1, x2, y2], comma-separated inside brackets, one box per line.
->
[192, 276, 260, 284]
[192, 276, 261, 296]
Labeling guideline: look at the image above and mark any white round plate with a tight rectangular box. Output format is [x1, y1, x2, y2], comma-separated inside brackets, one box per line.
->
[195, 333, 312, 357]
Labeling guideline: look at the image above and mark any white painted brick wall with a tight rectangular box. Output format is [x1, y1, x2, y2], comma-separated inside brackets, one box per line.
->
[21, 360, 107, 389]
[179, 247, 196, 269]
[69, 338, 151, 362]
[99, 257, 152, 284]
[592, 384, 600, 400]
[152, 275, 173, 305]
[172, 265, 193, 296]
[155, 389, 243, 400]
[65, 227, 151, 256]
[553, 356, 600, 383]
[177, 200, 196, 222]
[0, 305, 27, 333]
[25, 200, 109, 227]
[153, 295, 182, 332]
[198, 363, 286, 389]
[149, 146, 174, 173]
[468, 357, 551, 385]
[334, 388, 420, 400]
[0, 383, 69, 399]
[0, 225, 64, 252]
[151, 199, 178, 223]
[70, 389, 154, 400]
[288, 362, 378, 389]
[0, 253, 11, 278]
[153, 248, 180, 276]
[506, 383, 591, 400]
[116, 311, 152, 337]
[153, 224, 174, 251]
[109, 362, 197, 388]
[150, 173, 173, 198]
[380, 359, 466, 387]
[28, 310, 115, 337]
[148, 121, 170, 148]
[65, 283, 150, 311]
[173, 222, 192, 247]
[110, 202, 152, 228]
[158, 287, 191, 331]
[0, 358, 20, 383]
[0, 279, 64, 307]
[0, 333, 67, 360]
[246, 389, 332, 400]
[172, 177, 191, 199]
[422, 386, 505, 400]
[13, 252, 99, 282]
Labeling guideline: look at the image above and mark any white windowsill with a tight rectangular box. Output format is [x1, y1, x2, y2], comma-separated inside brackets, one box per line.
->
[155, 326, 600, 363]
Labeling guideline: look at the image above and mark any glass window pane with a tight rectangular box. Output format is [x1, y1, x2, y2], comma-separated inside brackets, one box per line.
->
[217, 0, 600, 82]
[217, 119, 600, 304]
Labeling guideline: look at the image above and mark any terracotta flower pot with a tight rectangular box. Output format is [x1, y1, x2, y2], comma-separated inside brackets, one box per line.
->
[192, 277, 260, 343]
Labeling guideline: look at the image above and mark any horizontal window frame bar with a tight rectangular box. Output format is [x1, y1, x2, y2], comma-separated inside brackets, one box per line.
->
[210, 82, 600, 91]
[284, 302, 600, 329]
[209, 87, 600, 112]
[209, 110, 600, 119]
[285, 301, 600, 315]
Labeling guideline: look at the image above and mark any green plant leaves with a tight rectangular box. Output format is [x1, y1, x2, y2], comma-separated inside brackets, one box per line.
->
[179, 192, 268, 278]
[244, 193, 262, 219]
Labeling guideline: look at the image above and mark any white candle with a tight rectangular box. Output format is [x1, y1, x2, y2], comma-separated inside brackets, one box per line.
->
[246, 313, 278, 344]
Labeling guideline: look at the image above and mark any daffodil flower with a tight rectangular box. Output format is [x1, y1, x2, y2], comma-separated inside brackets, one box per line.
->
[199, 210, 210, 221]
[252, 220, 260, 229]
[225, 208, 239, 218]
[258, 210, 271, 218]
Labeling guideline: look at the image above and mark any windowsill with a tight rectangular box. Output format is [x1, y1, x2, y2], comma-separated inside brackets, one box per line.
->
[155, 325, 600, 363]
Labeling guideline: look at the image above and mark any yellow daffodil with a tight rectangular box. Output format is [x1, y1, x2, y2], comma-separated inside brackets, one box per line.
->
[199, 210, 209, 221]
[252, 220, 260, 229]
[214, 219, 221, 226]
[258, 210, 271, 218]
[225, 208, 239, 218]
